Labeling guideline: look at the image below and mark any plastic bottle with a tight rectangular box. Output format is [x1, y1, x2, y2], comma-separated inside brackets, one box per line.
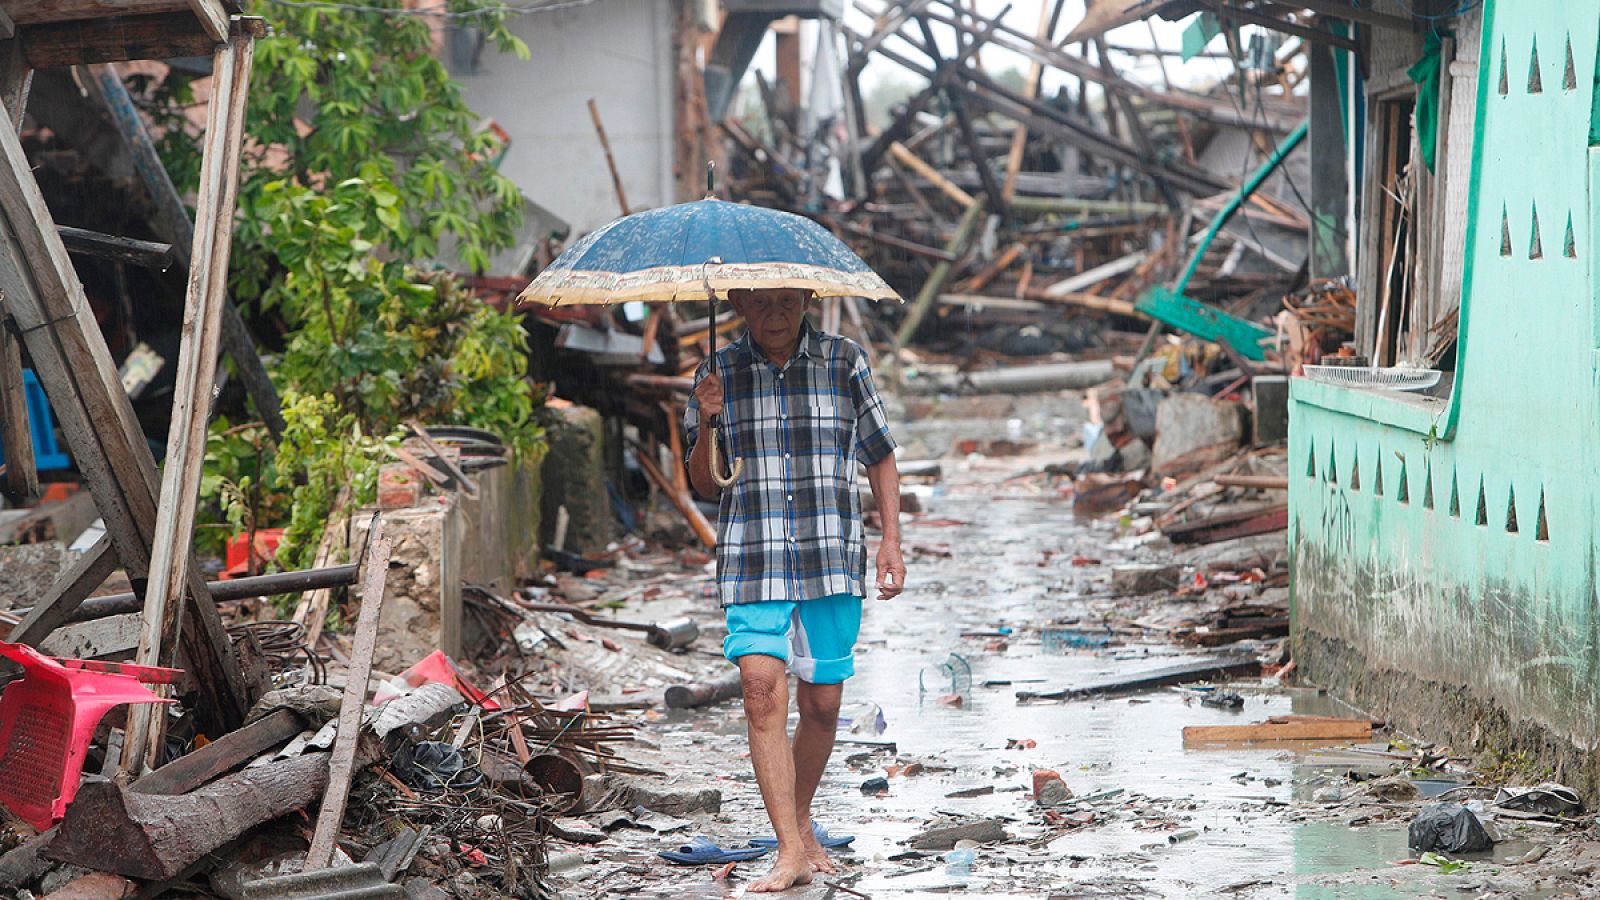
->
[944, 844, 978, 875]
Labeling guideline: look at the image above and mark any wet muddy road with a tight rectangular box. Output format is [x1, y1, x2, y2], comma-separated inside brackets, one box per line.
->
[550, 398, 1588, 900]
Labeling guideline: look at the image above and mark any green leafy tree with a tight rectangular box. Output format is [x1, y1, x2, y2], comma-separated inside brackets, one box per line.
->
[168, 1, 544, 586]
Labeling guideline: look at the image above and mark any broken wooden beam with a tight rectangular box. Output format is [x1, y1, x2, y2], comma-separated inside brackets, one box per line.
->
[132, 708, 306, 796]
[56, 226, 173, 269]
[0, 316, 37, 503]
[887, 141, 975, 209]
[304, 516, 392, 871]
[1213, 474, 1289, 491]
[1162, 505, 1289, 545]
[1182, 715, 1375, 745]
[633, 445, 717, 548]
[1016, 655, 1261, 701]
[19, 15, 264, 69]
[895, 198, 986, 348]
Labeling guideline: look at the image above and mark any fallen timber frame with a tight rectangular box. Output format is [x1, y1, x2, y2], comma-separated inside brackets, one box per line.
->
[123, 27, 257, 774]
[0, 10, 259, 743]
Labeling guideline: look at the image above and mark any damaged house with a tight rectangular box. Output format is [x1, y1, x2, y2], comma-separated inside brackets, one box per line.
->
[1276, 0, 1600, 791]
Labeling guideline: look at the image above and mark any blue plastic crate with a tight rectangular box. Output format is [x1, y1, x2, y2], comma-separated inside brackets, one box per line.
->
[0, 370, 71, 471]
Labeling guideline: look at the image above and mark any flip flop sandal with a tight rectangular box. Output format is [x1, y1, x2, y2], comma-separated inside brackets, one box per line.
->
[658, 836, 772, 865]
[749, 821, 856, 849]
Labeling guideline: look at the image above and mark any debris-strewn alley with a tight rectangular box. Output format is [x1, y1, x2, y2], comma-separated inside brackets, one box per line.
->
[5, 0, 1600, 897]
[526, 397, 1598, 900]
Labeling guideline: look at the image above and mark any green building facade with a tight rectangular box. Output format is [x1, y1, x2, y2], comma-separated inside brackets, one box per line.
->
[1290, 0, 1600, 789]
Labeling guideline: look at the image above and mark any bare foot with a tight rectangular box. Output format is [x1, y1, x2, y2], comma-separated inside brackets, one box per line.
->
[746, 854, 814, 893]
[800, 829, 838, 874]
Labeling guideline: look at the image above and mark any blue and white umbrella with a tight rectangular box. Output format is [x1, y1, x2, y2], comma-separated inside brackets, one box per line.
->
[516, 197, 899, 306]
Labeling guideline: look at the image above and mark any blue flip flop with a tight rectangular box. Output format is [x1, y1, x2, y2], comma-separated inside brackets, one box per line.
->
[658, 836, 772, 865]
[749, 821, 856, 849]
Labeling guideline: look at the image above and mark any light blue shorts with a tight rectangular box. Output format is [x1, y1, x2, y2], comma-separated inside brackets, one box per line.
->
[723, 593, 863, 685]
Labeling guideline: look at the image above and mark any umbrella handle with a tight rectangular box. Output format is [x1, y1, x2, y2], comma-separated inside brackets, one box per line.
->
[709, 420, 743, 488]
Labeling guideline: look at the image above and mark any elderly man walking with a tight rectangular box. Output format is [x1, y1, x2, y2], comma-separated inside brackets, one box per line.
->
[686, 286, 904, 892]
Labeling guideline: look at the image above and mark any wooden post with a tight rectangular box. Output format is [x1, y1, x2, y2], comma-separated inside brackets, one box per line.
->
[0, 44, 249, 740]
[304, 515, 392, 871]
[123, 32, 256, 775]
[587, 98, 630, 216]
[0, 37, 36, 503]
[894, 199, 985, 348]
[662, 401, 688, 495]
[0, 316, 36, 503]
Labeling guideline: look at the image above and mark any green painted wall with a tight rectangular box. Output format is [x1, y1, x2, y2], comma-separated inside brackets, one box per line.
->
[1289, 0, 1600, 759]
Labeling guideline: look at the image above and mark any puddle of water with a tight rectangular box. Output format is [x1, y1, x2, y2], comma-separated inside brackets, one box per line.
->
[825, 490, 1404, 896]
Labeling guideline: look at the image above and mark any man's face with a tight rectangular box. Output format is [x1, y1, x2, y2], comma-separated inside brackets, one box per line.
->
[729, 288, 812, 360]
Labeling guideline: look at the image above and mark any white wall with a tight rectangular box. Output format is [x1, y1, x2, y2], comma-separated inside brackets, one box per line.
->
[452, 0, 676, 236]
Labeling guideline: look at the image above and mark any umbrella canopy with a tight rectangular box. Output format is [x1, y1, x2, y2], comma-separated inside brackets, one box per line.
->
[516, 198, 899, 306]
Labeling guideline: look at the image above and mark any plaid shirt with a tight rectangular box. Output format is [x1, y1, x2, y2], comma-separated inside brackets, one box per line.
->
[686, 323, 897, 607]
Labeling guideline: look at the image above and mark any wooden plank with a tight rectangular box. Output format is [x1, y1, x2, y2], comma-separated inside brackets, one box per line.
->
[7, 2, 192, 25]
[895, 199, 986, 347]
[1183, 718, 1373, 745]
[38, 612, 142, 659]
[1163, 505, 1289, 545]
[0, 35, 29, 128]
[304, 516, 392, 871]
[0, 8, 13, 41]
[20, 13, 216, 68]
[186, 0, 229, 42]
[1041, 250, 1147, 297]
[0, 35, 34, 502]
[123, 31, 254, 775]
[7, 533, 117, 646]
[634, 442, 716, 549]
[0, 314, 36, 502]
[132, 708, 305, 796]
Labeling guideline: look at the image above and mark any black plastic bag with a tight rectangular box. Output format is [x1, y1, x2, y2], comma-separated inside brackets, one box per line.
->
[391, 739, 484, 792]
[1408, 802, 1493, 853]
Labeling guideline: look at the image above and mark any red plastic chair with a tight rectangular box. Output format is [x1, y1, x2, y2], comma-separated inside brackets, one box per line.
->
[0, 642, 180, 831]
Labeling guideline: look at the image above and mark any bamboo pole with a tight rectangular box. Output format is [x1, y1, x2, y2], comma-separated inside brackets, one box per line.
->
[588, 98, 630, 216]
[888, 142, 976, 208]
[895, 199, 986, 347]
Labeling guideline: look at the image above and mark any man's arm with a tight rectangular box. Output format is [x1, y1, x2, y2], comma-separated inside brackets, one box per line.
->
[866, 453, 904, 601]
